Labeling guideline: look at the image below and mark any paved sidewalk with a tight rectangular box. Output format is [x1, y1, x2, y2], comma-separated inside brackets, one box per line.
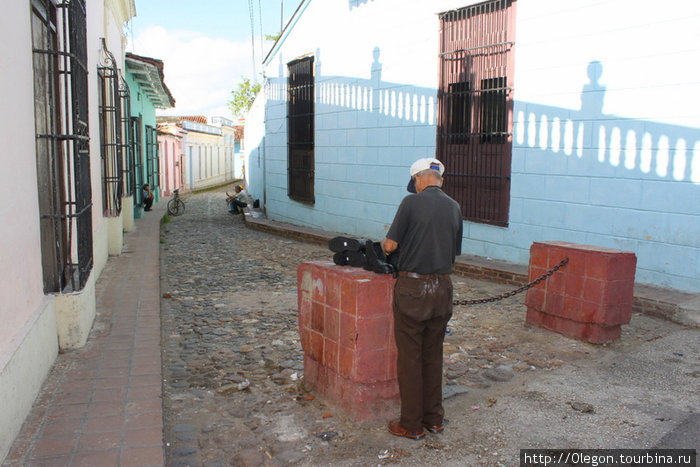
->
[3, 203, 165, 466]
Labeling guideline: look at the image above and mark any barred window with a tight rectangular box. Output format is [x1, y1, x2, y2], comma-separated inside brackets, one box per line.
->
[145, 125, 159, 188]
[32, 0, 93, 292]
[131, 116, 144, 203]
[287, 56, 315, 204]
[437, 0, 515, 226]
[98, 41, 124, 217]
[120, 84, 135, 197]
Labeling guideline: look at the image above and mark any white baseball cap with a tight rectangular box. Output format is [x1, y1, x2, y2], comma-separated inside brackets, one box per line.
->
[407, 158, 445, 192]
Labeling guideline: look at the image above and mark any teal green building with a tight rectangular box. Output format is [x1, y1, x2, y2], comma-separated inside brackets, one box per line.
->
[124, 53, 175, 218]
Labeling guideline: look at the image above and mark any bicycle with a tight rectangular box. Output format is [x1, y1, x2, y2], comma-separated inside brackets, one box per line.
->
[167, 188, 186, 216]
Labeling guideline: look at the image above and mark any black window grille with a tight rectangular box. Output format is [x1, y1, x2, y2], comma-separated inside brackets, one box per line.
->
[98, 41, 123, 217]
[287, 56, 315, 204]
[437, 0, 515, 226]
[32, 0, 93, 293]
[120, 79, 135, 197]
[480, 77, 507, 144]
[446, 81, 471, 144]
[145, 125, 159, 188]
[131, 116, 144, 203]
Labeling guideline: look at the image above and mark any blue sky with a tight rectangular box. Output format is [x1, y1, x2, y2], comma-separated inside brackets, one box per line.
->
[128, 0, 300, 118]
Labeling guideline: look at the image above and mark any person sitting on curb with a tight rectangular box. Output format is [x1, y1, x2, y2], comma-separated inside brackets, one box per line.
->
[142, 184, 154, 211]
[226, 185, 249, 215]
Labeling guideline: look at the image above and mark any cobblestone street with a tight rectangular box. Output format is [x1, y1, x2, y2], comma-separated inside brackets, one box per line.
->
[159, 186, 698, 467]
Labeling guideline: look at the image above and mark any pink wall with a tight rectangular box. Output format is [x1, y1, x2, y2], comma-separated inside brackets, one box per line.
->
[158, 130, 184, 196]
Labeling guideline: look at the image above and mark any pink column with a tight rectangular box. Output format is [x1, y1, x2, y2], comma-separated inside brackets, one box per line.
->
[525, 241, 637, 343]
[298, 261, 399, 423]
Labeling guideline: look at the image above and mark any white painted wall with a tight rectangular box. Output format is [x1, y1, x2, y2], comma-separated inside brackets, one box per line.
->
[0, 3, 57, 461]
[253, 0, 700, 292]
[506, 0, 700, 291]
[183, 130, 237, 190]
[0, 0, 135, 461]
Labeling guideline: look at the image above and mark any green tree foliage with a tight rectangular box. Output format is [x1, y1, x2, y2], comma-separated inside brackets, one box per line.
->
[228, 77, 262, 118]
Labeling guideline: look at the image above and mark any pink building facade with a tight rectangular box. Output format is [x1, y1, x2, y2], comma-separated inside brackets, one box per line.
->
[158, 123, 186, 196]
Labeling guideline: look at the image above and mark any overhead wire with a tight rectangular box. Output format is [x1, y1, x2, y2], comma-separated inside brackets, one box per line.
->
[258, 0, 264, 77]
[248, 0, 257, 76]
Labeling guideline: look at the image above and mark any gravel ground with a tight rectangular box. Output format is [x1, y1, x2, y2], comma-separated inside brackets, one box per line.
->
[159, 185, 699, 467]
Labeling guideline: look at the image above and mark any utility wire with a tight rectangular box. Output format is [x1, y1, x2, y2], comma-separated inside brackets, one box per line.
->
[258, 0, 264, 73]
[248, 0, 257, 76]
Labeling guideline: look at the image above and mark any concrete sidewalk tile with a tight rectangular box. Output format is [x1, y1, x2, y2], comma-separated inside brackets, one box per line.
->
[76, 431, 121, 451]
[130, 374, 161, 387]
[125, 398, 162, 414]
[123, 427, 163, 447]
[64, 367, 99, 380]
[131, 364, 161, 376]
[45, 404, 88, 421]
[120, 446, 164, 466]
[100, 352, 132, 368]
[97, 367, 129, 379]
[130, 355, 161, 366]
[52, 390, 92, 406]
[127, 384, 160, 400]
[99, 359, 131, 371]
[125, 411, 162, 430]
[39, 418, 83, 438]
[29, 437, 76, 458]
[23, 454, 73, 466]
[84, 401, 123, 418]
[84, 415, 124, 433]
[92, 387, 126, 403]
[58, 378, 94, 393]
[94, 376, 130, 390]
[72, 449, 119, 467]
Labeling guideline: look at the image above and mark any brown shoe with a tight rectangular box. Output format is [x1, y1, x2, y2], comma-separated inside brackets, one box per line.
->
[422, 422, 444, 433]
[388, 420, 425, 440]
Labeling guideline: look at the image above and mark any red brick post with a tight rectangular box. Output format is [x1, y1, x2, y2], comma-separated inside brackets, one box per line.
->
[297, 261, 399, 423]
[525, 241, 637, 343]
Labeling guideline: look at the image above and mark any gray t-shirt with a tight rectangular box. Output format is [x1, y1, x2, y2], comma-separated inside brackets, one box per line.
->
[386, 186, 463, 274]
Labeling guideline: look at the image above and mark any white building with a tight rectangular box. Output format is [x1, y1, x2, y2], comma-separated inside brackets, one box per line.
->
[245, 0, 700, 293]
[158, 116, 244, 191]
[0, 0, 174, 461]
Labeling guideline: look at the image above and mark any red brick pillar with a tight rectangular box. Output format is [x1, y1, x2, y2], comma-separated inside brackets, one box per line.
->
[297, 261, 399, 422]
[525, 241, 637, 343]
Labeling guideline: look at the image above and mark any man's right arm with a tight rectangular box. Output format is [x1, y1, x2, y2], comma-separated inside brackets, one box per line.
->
[381, 237, 398, 255]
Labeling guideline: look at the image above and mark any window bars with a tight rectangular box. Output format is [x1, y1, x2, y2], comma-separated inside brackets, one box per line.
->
[120, 78, 135, 198]
[98, 39, 124, 217]
[437, 0, 515, 226]
[131, 116, 144, 203]
[145, 125, 159, 189]
[287, 56, 315, 204]
[32, 0, 93, 293]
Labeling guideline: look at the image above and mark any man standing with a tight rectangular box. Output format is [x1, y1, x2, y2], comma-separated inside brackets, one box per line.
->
[381, 158, 463, 439]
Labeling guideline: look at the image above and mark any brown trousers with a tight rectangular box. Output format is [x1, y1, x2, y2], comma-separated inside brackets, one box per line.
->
[393, 274, 453, 432]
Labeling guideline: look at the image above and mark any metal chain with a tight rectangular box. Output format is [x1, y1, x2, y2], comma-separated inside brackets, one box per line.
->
[453, 257, 569, 306]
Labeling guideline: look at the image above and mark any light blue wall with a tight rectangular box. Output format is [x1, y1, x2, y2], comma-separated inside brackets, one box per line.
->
[263, 72, 438, 240]
[251, 0, 700, 293]
[124, 71, 159, 218]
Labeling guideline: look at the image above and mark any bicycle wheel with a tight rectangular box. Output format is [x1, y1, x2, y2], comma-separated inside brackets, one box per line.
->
[167, 198, 185, 216]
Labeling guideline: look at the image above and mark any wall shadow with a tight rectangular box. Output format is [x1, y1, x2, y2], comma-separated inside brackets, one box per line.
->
[516, 60, 699, 185]
[264, 53, 699, 186]
[251, 49, 699, 289]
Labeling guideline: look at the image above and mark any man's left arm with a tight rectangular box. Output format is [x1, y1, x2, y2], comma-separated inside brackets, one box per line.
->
[456, 220, 463, 256]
